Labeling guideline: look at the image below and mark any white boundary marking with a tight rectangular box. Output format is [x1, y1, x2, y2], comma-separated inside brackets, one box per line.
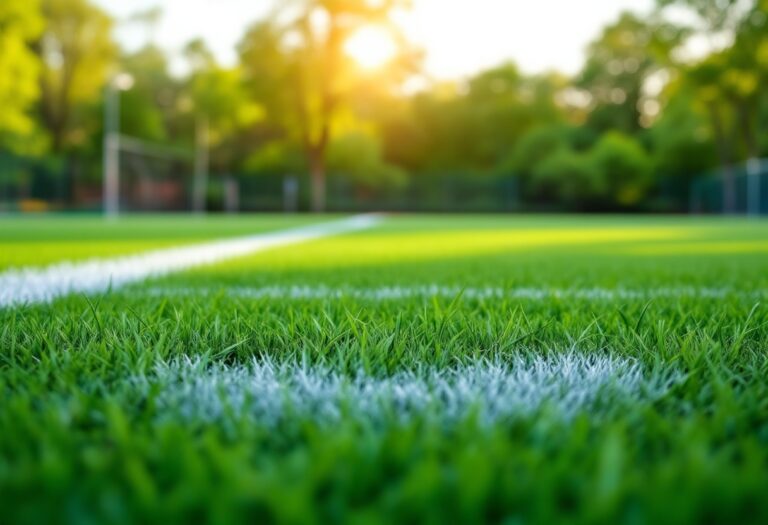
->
[0, 215, 381, 308]
[132, 353, 682, 427]
[136, 284, 767, 302]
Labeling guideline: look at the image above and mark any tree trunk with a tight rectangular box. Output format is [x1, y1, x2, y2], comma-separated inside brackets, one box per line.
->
[309, 150, 326, 213]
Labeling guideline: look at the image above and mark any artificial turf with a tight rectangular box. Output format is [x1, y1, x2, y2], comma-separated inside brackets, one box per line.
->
[1, 214, 767, 524]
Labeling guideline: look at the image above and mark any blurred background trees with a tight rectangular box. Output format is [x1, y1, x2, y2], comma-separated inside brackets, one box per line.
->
[0, 0, 44, 154]
[0, 0, 766, 212]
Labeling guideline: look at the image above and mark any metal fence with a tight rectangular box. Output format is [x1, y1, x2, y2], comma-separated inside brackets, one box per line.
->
[3, 148, 767, 215]
[690, 159, 768, 215]
[0, 152, 70, 211]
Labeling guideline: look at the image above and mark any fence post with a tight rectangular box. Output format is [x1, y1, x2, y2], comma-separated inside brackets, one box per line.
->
[224, 176, 239, 214]
[103, 84, 120, 217]
[747, 158, 761, 216]
[284, 176, 298, 213]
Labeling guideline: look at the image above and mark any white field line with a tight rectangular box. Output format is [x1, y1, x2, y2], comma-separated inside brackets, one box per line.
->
[136, 284, 768, 302]
[131, 353, 682, 427]
[0, 215, 381, 308]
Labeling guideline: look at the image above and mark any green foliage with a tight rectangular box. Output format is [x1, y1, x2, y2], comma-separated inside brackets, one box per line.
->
[238, 1, 416, 210]
[508, 127, 653, 208]
[578, 12, 685, 133]
[38, 0, 117, 152]
[649, 87, 717, 178]
[244, 142, 306, 176]
[661, 0, 768, 188]
[328, 132, 407, 189]
[185, 39, 263, 148]
[506, 125, 574, 174]
[406, 69, 566, 175]
[532, 148, 597, 206]
[189, 67, 263, 144]
[118, 46, 174, 142]
[0, 0, 43, 152]
[588, 132, 654, 206]
[3, 0, 768, 210]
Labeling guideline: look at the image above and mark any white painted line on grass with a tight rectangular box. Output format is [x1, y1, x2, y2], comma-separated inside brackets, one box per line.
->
[136, 284, 767, 302]
[132, 352, 682, 427]
[0, 215, 382, 308]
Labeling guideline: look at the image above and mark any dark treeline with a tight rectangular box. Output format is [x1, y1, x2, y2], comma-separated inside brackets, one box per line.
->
[1, 0, 767, 212]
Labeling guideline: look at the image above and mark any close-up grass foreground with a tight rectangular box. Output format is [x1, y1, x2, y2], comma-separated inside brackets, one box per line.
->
[1, 214, 768, 524]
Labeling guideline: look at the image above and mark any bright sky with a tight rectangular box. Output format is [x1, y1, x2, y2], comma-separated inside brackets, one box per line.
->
[94, 0, 654, 78]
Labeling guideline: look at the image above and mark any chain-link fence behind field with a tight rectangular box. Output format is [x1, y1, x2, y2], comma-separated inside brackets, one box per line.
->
[690, 159, 768, 215]
[1, 147, 196, 213]
[4, 150, 767, 215]
[0, 152, 71, 212]
[218, 173, 520, 213]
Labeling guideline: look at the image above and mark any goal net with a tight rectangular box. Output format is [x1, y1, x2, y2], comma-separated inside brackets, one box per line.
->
[113, 135, 196, 212]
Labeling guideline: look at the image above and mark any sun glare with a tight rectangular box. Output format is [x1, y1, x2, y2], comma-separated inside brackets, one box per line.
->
[344, 26, 396, 69]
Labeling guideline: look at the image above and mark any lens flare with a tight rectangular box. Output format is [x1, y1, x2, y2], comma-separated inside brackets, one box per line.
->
[344, 26, 396, 69]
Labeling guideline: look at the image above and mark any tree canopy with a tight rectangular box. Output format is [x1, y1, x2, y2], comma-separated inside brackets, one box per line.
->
[2, 0, 767, 212]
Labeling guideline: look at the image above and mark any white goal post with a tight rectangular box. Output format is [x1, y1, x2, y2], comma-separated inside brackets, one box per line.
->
[103, 75, 208, 216]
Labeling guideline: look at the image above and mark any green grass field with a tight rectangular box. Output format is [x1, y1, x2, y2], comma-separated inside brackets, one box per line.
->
[0, 215, 329, 270]
[1, 214, 768, 524]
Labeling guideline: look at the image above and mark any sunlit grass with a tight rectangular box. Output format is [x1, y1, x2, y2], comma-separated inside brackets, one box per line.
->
[626, 240, 768, 255]
[0, 214, 326, 241]
[0, 214, 327, 269]
[1, 214, 767, 524]
[0, 240, 182, 270]
[216, 226, 689, 271]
